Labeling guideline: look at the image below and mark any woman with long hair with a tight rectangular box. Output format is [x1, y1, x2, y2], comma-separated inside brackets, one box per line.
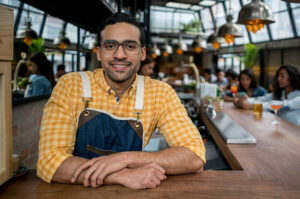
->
[238, 69, 266, 97]
[234, 65, 300, 126]
[26, 52, 55, 97]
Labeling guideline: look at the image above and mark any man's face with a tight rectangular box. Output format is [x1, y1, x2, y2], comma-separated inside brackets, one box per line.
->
[141, 62, 154, 76]
[97, 22, 146, 83]
[217, 71, 224, 82]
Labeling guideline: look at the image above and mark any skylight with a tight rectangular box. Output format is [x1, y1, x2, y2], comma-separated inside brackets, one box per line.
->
[190, 5, 203, 11]
[166, 2, 191, 9]
[199, 1, 217, 7]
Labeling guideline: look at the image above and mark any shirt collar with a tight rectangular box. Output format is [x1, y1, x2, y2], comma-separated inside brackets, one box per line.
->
[93, 69, 138, 97]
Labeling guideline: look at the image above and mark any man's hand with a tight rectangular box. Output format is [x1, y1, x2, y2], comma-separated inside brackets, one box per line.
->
[119, 163, 166, 189]
[71, 152, 129, 188]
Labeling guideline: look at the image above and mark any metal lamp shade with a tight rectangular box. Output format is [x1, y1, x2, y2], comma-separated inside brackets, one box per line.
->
[16, 21, 38, 45]
[218, 15, 243, 45]
[191, 36, 207, 53]
[237, 0, 275, 34]
[53, 31, 71, 50]
[207, 33, 225, 50]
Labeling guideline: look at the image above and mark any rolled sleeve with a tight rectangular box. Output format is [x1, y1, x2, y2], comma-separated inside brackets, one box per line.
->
[157, 84, 206, 163]
[37, 74, 77, 183]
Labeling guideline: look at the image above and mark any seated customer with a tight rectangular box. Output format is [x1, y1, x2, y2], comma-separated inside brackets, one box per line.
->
[27, 52, 55, 97]
[237, 69, 266, 97]
[234, 65, 300, 126]
[138, 54, 155, 77]
[225, 69, 239, 90]
[213, 69, 227, 89]
[203, 68, 217, 83]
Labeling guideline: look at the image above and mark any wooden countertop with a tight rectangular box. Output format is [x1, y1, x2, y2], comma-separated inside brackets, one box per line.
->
[1, 102, 300, 198]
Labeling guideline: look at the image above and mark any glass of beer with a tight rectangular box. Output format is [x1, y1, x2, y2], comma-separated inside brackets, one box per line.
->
[269, 100, 283, 125]
[253, 102, 263, 117]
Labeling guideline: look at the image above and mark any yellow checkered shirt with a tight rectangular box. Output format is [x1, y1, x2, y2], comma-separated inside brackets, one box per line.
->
[37, 69, 206, 183]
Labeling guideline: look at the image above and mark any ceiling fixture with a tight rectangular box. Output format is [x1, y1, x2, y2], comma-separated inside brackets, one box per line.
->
[191, 35, 207, 53]
[53, 28, 71, 50]
[176, 33, 187, 55]
[150, 43, 161, 59]
[162, 40, 173, 57]
[218, 0, 242, 45]
[237, 0, 275, 34]
[16, 5, 38, 45]
[88, 36, 98, 54]
[207, 33, 224, 50]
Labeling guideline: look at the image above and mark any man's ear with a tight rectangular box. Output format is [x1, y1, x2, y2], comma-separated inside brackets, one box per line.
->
[140, 46, 146, 61]
[96, 47, 101, 61]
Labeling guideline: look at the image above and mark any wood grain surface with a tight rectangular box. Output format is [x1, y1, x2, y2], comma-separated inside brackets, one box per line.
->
[0, 102, 299, 198]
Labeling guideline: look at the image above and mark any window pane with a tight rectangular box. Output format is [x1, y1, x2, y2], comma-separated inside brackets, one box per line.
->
[64, 53, 73, 73]
[42, 15, 64, 40]
[235, 26, 250, 45]
[291, 3, 300, 9]
[250, 26, 269, 43]
[264, 0, 287, 12]
[270, 12, 294, 39]
[66, 23, 78, 43]
[201, 8, 214, 31]
[292, 8, 300, 37]
[19, 7, 43, 36]
[211, 3, 226, 28]
[0, 0, 20, 7]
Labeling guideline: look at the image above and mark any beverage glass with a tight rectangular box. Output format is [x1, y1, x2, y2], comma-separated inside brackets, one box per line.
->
[269, 100, 283, 125]
[253, 102, 263, 117]
[230, 84, 238, 97]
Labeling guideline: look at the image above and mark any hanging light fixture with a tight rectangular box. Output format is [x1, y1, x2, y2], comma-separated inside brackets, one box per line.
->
[207, 33, 225, 50]
[176, 33, 187, 55]
[162, 40, 173, 57]
[16, 5, 38, 45]
[191, 35, 207, 53]
[88, 36, 98, 54]
[218, 14, 243, 45]
[237, 0, 275, 34]
[53, 30, 71, 50]
[150, 43, 161, 59]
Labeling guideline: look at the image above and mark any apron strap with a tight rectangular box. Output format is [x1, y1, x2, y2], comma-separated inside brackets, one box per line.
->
[79, 72, 92, 115]
[134, 75, 144, 127]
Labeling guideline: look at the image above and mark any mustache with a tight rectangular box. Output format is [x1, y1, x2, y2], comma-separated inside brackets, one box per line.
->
[108, 60, 131, 65]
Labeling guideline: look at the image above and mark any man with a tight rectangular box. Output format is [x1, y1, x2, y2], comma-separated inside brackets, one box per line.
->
[37, 13, 205, 189]
[55, 64, 66, 81]
[203, 68, 217, 83]
[138, 54, 155, 77]
[214, 69, 228, 89]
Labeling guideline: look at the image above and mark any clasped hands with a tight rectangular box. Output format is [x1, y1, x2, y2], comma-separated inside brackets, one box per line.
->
[70, 152, 166, 189]
[233, 94, 252, 109]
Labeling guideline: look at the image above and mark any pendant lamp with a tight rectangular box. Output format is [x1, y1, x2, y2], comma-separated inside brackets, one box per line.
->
[162, 40, 173, 57]
[176, 33, 187, 55]
[53, 30, 71, 50]
[88, 36, 98, 54]
[218, 14, 243, 45]
[150, 43, 161, 59]
[191, 35, 207, 53]
[207, 33, 225, 50]
[16, 6, 38, 45]
[237, 0, 275, 34]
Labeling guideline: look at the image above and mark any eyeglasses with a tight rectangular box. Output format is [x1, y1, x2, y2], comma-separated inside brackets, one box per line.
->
[100, 40, 142, 55]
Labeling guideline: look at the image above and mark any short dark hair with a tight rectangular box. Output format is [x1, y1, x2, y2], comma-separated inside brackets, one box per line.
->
[273, 64, 300, 99]
[216, 69, 224, 74]
[57, 64, 65, 71]
[97, 13, 145, 46]
[204, 68, 212, 74]
[239, 69, 257, 91]
[226, 69, 239, 79]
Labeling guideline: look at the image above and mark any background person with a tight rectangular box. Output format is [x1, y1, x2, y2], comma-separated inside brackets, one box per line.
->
[138, 54, 155, 77]
[234, 65, 300, 126]
[213, 69, 227, 89]
[26, 52, 55, 97]
[55, 64, 66, 81]
[203, 68, 217, 83]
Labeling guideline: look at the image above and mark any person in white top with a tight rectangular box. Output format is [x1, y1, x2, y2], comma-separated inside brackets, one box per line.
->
[234, 65, 300, 126]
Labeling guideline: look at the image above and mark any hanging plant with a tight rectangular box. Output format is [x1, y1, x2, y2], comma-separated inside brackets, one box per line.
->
[242, 43, 262, 68]
[180, 19, 201, 33]
[28, 38, 45, 54]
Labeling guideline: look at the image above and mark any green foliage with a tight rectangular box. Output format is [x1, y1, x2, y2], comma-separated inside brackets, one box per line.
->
[242, 43, 261, 69]
[28, 38, 45, 54]
[180, 19, 201, 33]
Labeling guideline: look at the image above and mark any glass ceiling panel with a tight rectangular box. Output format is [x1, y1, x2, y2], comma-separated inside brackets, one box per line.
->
[19, 6, 43, 36]
[166, 2, 191, 9]
[0, 0, 19, 7]
[235, 26, 250, 45]
[270, 12, 294, 40]
[292, 7, 300, 37]
[291, 3, 300, 9]
[250, 26, 269, 43]
[42, 15, 64, 40]
[66, 23, 78, 43]
[211, 3, 226, 28]
[264, 0, 287, 12]
[201, 8, 214, 31]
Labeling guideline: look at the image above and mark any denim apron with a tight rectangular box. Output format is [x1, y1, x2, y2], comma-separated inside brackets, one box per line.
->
[73, 72, 145, 159]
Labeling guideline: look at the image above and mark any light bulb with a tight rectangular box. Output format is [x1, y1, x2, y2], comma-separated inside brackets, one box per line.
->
[224, 34, 235, 45]
[212, 42, 220, 50]
[24, 38, 33, 45]
[246, 19, 264, 34]
[58, 43, 67, 50]
[163, 51, 168, 57]
[194, 46, 202, 53]
[176, 49, 183, 55]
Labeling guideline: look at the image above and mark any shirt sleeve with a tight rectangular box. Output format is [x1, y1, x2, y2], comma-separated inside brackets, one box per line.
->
[283, 96, 300, 110]
[37, 74, 77, 183]
[156, 83, 206, 163]
[248, 93, 274, 110]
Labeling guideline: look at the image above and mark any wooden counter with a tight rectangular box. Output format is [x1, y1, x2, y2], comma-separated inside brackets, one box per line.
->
[1, 102, 300, 198]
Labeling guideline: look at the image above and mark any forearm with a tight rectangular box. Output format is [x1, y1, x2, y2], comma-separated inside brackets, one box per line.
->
[125, 146, 204, 175]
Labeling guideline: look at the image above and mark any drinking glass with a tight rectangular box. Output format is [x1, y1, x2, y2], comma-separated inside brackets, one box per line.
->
[230, 84, 238, 97]
[269, 100, 283, 125]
